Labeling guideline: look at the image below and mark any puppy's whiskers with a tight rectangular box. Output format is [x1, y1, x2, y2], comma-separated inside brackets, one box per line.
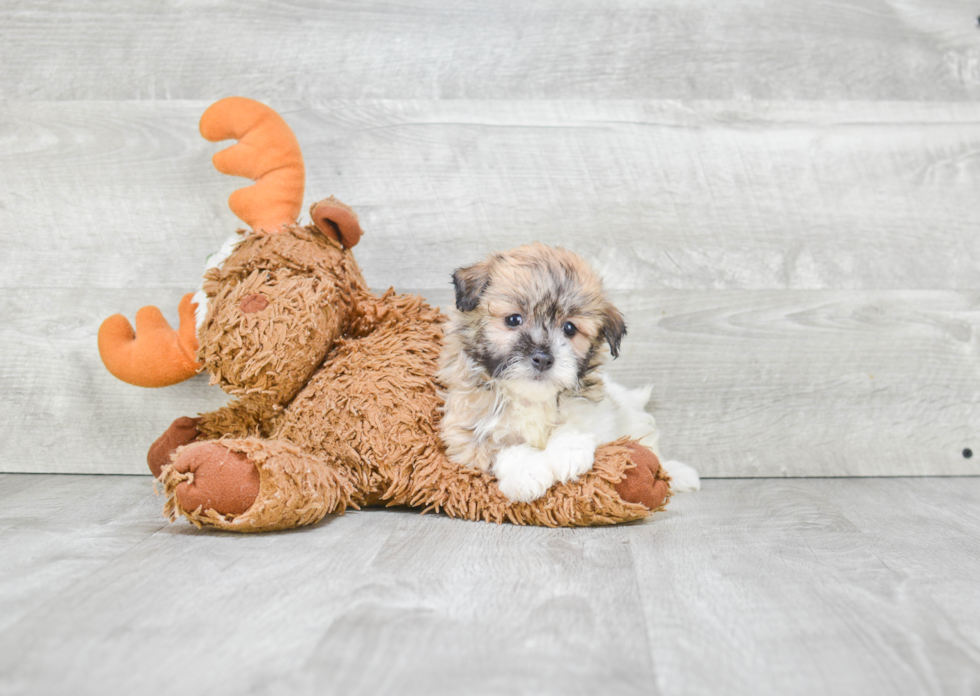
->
[492, 354, 522, 380]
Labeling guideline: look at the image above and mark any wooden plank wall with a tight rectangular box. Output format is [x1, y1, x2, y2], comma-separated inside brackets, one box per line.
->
[2, 0, 978, 475]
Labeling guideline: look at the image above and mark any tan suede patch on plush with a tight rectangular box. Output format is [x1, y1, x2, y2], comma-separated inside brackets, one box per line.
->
[239, 294, 269, 313]
[171, 442, 260, 516]
[615, 442, 672, 512]
[162, 438, 354, 532]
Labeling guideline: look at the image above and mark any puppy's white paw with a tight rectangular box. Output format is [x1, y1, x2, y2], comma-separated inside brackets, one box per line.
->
[493, 444, 555, 503]
[546, 429, 597, 483]
[661, 459, 701, 492]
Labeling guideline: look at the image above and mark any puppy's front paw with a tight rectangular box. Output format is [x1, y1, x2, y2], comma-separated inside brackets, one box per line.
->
[546, 429, 597, 483]
[661, 459, 701, 492]
[494, 444, 554, 503]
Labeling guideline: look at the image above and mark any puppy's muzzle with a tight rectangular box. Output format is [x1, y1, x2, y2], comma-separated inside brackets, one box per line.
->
[530, 349, 554, 372]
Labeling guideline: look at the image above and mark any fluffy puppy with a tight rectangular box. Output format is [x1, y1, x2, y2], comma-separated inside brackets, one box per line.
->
[438, 242, 699, 503]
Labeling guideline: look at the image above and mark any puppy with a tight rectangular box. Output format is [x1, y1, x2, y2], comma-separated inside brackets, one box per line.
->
[438, 242, 699, 503]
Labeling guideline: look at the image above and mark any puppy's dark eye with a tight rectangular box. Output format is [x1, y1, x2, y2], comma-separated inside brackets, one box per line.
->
[505, 314, 523, 328]
[562, 321, 577, 337]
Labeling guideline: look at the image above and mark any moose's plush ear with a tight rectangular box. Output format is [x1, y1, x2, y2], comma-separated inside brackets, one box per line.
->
[452, 258, 496, 312]
[310, 197, 363, 248]
[601, 304, 627, 358]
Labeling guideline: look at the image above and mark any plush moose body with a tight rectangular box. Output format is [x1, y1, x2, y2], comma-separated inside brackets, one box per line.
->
[98, 97, 671, 532]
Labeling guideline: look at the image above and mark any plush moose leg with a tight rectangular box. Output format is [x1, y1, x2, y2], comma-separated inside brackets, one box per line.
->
[147, 417, 201, 478]
[157, 435, 667, 530]
[405, 438, 670, 527]
[615, 441, 672, 511]
[160, 438, 356, 532]
[146, 401, 269, 479]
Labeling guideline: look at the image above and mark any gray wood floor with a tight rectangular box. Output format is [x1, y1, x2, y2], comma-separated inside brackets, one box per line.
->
[1, 473, 978, 696]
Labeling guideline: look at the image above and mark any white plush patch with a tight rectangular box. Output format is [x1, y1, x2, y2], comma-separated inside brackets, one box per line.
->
[192, 289, 210, 329]
[194, 233, 245, 328]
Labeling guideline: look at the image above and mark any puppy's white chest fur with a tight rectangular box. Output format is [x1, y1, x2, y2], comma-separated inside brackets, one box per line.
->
[500, 387, 561, 450]
[490, 379, 700, 503]
[486, 379, 642, 503]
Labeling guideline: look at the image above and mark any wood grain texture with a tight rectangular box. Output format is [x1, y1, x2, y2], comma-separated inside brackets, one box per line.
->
[3, 286, 977, 476]
[613, 289, 980, 477]
[826, 478, 980, 657]
[629, 478, 980, 695]
[5, 100, 980, 292]
[1, 475, 978, 695]
[1, 0, 978, 102]
[0, 474, 165, 634]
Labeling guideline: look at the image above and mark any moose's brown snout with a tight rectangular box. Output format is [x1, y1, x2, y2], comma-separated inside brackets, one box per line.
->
[240, 294, 269, 313]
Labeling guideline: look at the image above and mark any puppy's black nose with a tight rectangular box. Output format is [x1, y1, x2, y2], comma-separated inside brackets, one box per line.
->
[530, 350, 554, 372]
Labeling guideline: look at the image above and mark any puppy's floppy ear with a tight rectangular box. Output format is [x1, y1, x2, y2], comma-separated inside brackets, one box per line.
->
[452, 257, 495, 312]
[601, 303, 627, 358]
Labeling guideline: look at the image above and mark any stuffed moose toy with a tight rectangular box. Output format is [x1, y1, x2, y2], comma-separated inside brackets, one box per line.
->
[97, 97, 671, 532]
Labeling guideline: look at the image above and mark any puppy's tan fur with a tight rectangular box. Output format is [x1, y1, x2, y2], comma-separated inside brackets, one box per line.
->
[438, 243, 625, 483]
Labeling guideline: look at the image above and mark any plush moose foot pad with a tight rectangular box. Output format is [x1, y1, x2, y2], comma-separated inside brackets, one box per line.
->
[147, 416, 201, 478]
[615, 441, 671, 512]
[161, 438, 356, 532]
[169, 442, 260, 517]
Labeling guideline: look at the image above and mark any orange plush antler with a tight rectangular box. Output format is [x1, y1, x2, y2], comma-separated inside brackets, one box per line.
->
[199, 97, 305, 233]
[98, 293, 202, 387]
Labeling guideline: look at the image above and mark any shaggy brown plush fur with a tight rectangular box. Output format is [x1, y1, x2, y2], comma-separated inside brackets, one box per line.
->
[151, 220, 670, 532]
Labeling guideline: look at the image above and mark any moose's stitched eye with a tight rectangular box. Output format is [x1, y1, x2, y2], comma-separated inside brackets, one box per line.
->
[505, 314, 523, 328]
[562, 321, 577, 337]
